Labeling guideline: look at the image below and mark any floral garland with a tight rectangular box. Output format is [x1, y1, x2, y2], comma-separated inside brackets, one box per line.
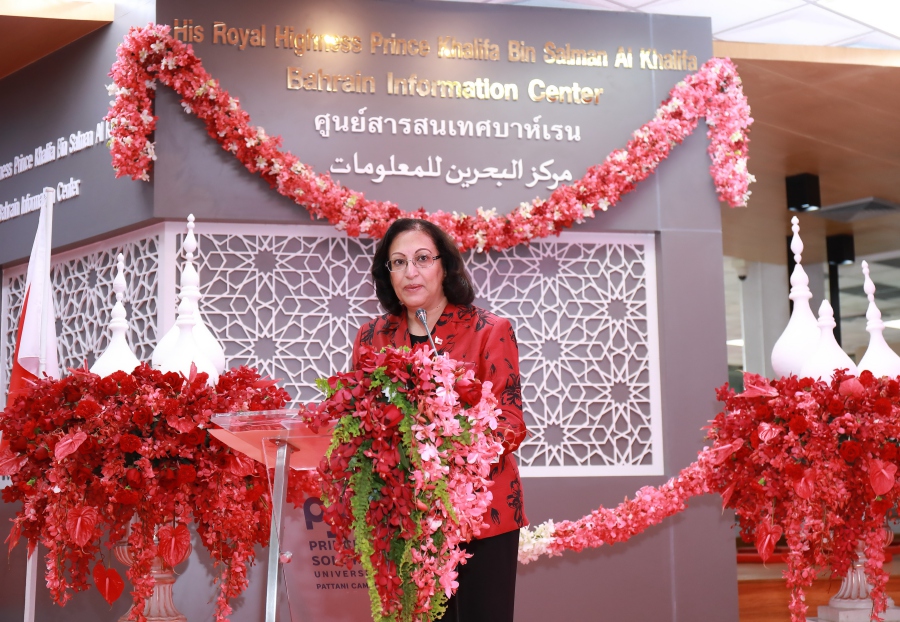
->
[304, 346, 503, 622]
[519, 371, 900, 622]
[0, 363, 317, 621]
[518, 459, 712, 564]
[106, 24, 753, 253]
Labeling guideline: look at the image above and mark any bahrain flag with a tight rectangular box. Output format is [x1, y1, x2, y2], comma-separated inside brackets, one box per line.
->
[4, 187, 59, 426]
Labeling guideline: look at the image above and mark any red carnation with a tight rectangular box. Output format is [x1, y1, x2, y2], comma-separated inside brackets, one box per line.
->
[159, 468, 177, 490]
[828, 398, 844, 415]
[119, 434, 142, 454]
[98, 376, 119, 397]
[784, 462, 804, 480]
[119, 374, 137, 394]
[456, 377, 483, 407]
[875, 397, 893, 417]
[75, 397, 101, 418]
[749, 429, 761, 449]
[883, 444, 899, 461]
[124, 468, 144, 490]
[840, 440, 862, 463]
[176, 464, 197, 486]
[788, 416, 809, 435]
[162, 372, 184, 390]
[63, 384, 82, 403]
[132, 406, 153, 426]
[182, 429, 205, 446]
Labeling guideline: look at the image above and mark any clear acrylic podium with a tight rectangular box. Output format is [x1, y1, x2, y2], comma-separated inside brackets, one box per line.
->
[209, 409, 332, 622]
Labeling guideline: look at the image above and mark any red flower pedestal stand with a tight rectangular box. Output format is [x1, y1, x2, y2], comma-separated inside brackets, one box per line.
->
[113, 536, 192, 622]
[811, 529, 900, 622]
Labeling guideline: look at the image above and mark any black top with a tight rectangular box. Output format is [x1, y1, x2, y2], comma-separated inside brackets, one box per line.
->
[409, 333, 429, 346]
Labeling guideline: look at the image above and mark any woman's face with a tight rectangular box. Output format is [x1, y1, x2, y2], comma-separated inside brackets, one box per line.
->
[388, 229, 446, 314]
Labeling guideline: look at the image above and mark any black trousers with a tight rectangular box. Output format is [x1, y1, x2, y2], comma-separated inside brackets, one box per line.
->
[437, 529, 519, 622]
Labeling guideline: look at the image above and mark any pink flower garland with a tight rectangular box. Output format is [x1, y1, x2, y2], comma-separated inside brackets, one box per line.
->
[106, 24, 753, 253]
[518, 456, 712, 564]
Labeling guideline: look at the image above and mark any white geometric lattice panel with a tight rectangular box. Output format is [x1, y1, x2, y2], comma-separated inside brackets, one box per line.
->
[469, 233, 662, 476]
[2, 232, 160, 397]
[191, 225, 661, 477]
[190, 228, 380, 404]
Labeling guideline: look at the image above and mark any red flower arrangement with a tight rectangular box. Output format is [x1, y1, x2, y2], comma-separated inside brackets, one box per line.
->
[521, 371, 900, 622]
[105, 24, 753, 253]
[304, 346, 503, 622]
[704, 371, 900, 622]
[0, 363, 316, 621]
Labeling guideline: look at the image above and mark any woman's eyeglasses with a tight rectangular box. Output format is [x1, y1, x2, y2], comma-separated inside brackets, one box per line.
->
[386, 254, 441, 272]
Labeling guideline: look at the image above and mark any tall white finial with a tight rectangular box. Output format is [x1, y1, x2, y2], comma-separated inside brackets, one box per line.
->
[91, 253, 140, 377]
[151, 215, 227, 373]
[771, 217, 821, 377]
[798, 299, 858, 382]
[858, 261, 900, 377]
[157, 294, 218, 385]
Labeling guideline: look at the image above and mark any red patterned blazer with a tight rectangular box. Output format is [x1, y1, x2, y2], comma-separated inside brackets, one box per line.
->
[352, 303, 528, 539]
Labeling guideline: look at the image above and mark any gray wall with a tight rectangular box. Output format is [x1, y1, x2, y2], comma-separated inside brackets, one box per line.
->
[0, 3, 156, 266]
[0, 0, 737, 620]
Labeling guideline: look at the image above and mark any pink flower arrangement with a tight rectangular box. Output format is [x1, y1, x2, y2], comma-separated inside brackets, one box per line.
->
[304, 346, 503, 622]
[106, 24, 753, 253]
[0, 363, 317, 621]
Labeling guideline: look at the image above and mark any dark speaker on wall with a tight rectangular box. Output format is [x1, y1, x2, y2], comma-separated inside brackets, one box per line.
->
[826, 234, 855, 265]
[786, 173, 821, 212]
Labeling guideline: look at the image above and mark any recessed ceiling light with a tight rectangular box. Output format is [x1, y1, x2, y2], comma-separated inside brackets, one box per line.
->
[726, 339, 744, 347]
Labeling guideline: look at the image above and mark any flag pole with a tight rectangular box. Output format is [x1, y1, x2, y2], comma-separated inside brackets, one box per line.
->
[23, 187, 55, 622]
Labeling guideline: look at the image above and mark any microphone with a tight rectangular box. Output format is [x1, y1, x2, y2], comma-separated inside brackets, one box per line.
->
[415, 308, 440, 355]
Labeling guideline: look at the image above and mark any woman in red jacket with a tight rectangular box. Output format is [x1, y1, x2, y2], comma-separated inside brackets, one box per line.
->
[352, 218, 527, 622]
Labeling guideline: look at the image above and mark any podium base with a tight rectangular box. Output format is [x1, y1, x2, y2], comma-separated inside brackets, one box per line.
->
[809, 606, 900, 622]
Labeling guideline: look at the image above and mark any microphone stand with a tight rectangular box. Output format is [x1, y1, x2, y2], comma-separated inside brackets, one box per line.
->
[415, 308, 440, 356]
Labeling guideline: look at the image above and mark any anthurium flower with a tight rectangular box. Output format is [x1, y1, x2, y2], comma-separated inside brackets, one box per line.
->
[869, 459, 897, 497]
[755, 520, 783, 563]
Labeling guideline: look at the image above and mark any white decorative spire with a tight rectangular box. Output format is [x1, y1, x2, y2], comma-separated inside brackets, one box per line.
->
[151, 215, 227, 373]
[857, 260, 900, 377]
[771, 216, 821, 377]
[157, 295, 218, 385]
[798, 299, 858, 382]
[180, 215, 226, 374]
[91, 253, 140, 377]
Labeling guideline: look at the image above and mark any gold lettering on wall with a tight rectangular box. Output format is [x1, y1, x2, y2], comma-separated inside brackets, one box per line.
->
[386, 73, 517, 100]
[543, 42, 607, 67]
[286, 67, 376, 93]
[528, 78, 602, 104]
[436, 37, 500, 60]
[639, 48, 696, 71]
[173, 19, 204, 43]
[212, 22, 266, 50]
[614, 47, 633, 68]
[275, 27, 363, 56]
[508, 40, 536, 63]
[370, 32, 431, 56]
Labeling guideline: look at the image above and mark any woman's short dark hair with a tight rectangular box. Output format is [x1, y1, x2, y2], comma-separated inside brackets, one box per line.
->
[372, 218, 475, 316]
